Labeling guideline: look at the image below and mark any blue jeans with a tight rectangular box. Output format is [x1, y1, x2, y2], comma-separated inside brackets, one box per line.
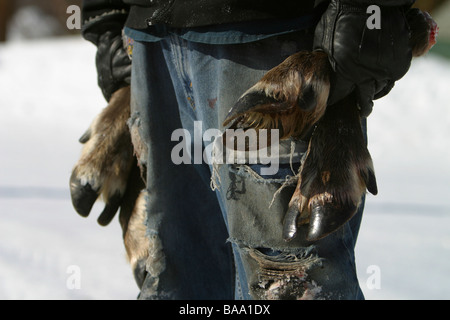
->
[129, 30, 365, 300]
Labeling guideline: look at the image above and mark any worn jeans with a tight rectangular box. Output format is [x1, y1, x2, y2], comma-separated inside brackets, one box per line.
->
[129, 29, 365, 300]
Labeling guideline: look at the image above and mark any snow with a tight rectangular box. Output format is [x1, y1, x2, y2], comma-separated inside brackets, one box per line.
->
[0, 38, 138, 300]
[0, 36, 449, 300]
[356, 53, 450, 300]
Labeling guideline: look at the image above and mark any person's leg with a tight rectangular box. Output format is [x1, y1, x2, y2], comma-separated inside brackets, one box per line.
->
[129, 39, 234, 300]
[162, 30, 365, 300]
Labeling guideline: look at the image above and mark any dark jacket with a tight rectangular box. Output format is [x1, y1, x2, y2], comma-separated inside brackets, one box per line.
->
[125, 0, 415, 29]
[81, 0, 320, 100]
[82, 0, 315, 37]
[82, 0, 415, 37]
[81, 0, 415, 101]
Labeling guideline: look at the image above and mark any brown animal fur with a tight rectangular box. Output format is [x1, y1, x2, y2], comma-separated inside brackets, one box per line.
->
[224, 51, 331, 140]
[71, 86, 134, 207]
[295, 95, 377, 241]
[122, 191, 151, 272]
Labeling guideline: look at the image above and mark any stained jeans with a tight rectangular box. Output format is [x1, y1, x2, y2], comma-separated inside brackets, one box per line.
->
[129, 30, 365, 300]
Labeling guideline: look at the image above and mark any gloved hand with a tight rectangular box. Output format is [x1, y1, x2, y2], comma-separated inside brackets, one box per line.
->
[96, 30, 132, 101]
[313, 0, 413, 116]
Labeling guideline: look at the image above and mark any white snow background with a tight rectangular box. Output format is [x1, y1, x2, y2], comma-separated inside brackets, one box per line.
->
[0, 35, 449, 300]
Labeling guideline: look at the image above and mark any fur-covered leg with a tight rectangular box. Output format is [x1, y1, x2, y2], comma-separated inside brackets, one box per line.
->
[223, 8, 436, 242]
[70, 86, 134, 226]
[118, 161, 151, 288]
[70, 85, 155, 287]
[298, 95, 377, 241]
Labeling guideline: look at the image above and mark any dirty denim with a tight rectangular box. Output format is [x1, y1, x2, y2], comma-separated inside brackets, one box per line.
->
[129, 30, 366, 300]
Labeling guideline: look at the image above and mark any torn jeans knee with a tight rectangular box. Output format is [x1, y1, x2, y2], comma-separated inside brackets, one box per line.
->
[213, 137, 327, 300]
[237, 245, 323, 300]
[214, 139, 364, 299]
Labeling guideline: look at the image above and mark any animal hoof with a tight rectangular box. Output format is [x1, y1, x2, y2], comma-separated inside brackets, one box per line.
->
[283, 199, 300, 242]
[97, 192, 123, 226]
[306, 200, 358, 242]
[69, 170, 99, 218]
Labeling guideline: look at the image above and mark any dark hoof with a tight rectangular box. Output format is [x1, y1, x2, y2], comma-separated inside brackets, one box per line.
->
[97, 193, 123, 226]
[283, 199, 300, 242]
[78, 128, 91, 144]
[306, 200, 358, 242]
[69, 170, 99, 218]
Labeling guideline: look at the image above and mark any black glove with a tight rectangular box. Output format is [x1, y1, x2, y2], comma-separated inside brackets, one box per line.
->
[81, 1, 131, 102]
[313, 0, 413, 116]
[96, 30, 132, 101]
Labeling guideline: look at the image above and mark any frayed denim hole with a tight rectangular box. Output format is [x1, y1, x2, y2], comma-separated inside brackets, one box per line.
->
[229, 163, 300, 185]
[243, 246, 324, 300]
